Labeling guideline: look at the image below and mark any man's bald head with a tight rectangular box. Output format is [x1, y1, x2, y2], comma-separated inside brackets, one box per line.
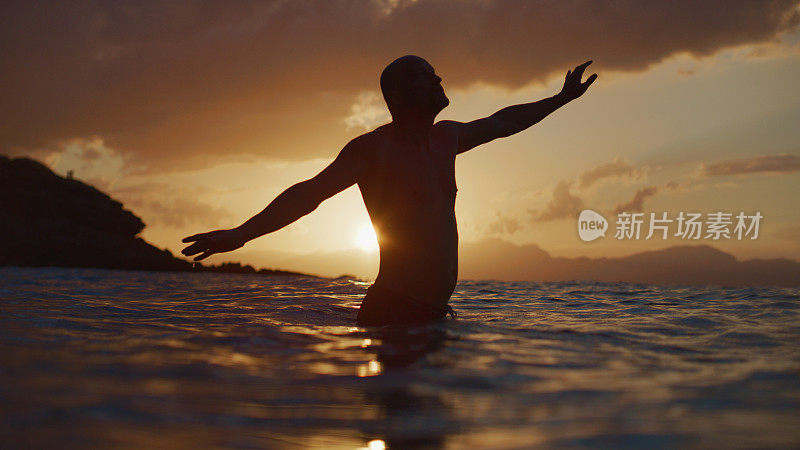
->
[380, 55, 449, 119]
[380, 55, 428, 97]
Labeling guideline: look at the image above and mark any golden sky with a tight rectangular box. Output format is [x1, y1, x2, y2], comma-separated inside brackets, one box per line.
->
[3, 1, 800, 278]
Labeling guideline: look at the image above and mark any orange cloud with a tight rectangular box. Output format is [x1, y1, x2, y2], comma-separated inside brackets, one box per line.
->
[2, 1, 798, 171]
[488, 212, 522, 235]
[113, 182, 232, 229]
[613, 186, 659, 214]
[577, 157, 642, 189]
[702, 153, 800, 176]
[529, 180, 584, 222]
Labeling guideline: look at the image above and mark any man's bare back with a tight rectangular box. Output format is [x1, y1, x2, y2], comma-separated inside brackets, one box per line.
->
[182, 55, 597, 325]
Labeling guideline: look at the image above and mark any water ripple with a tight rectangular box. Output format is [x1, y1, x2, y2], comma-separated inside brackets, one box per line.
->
[1, 267, 799, 448]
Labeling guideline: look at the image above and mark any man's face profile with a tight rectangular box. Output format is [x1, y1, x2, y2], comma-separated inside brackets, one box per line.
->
[405, 59, 449, 113]
[382, 55, 450, 117]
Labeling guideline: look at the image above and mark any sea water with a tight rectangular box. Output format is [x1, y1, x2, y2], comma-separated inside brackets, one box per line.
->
[1, 267, 799, 449]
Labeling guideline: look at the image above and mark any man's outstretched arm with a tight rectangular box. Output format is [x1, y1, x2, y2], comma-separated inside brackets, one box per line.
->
[181, 138, 367, 261]
[455, 60, 597, 154]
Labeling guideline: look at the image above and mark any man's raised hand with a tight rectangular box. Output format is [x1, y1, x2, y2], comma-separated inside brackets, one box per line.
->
[181, 228, 247, 262]
[558, 60, 597, 102]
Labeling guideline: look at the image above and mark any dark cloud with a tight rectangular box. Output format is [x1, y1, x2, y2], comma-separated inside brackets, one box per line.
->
[530, 180, 584, 222]
[2, 0, 798, 170]
[613, 186, 659, 214]
[702, 153, 800, 176]
[577, 157, 642, 189]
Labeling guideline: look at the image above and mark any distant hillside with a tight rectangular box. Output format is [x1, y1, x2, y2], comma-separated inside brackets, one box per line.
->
[228, 238, 800, 288]
[459, 238, 800, 288]
[0, 156, 308, 277]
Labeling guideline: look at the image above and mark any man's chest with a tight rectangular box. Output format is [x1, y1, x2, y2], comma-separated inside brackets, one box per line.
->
[379, 137, 456, 197]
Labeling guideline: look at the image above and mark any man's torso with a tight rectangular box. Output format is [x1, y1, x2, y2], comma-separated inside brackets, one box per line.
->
[355, 122, 459, 307]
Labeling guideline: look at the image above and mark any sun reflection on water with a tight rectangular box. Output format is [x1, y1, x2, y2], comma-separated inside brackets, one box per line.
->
[366, 439, 386, 450]
[357, 359, 382, 377]
[2, 268, 800, 448]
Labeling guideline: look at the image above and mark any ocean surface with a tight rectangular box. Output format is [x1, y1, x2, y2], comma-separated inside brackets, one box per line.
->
[1, 267, 799, 449]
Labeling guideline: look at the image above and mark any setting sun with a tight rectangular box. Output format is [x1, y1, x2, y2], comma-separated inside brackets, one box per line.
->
[354, 223, 378, 253]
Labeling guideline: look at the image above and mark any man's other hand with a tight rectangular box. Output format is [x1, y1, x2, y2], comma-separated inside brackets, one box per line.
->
[558, 60, 597, 102]
[181, 228, 247, 262]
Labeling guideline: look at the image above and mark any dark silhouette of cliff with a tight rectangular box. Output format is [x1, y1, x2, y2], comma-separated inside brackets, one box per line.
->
[0, 156, 307, 277]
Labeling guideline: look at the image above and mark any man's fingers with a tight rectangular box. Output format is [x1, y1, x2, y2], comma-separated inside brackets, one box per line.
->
[194, 250, 214, 261]
[182, 233, 207, 243]
[583, 73, 598, 87]
[573, 60, 592, 79]
[576, 60, 592, 71]
[181, 241, 206, 256]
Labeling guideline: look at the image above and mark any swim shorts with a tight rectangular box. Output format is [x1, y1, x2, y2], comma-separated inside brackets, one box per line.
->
[356, 284, 457, 326]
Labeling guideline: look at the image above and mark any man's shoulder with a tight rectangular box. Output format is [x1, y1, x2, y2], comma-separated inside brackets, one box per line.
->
[346, 124, 396, 153]
[348, 124, 389, 147]
[338, 125, 389, 163]
[434, 119, 463, 127]
[434, 120, 464, 129]
[345, 121, 459, 150]
[433, 120, 464, 138]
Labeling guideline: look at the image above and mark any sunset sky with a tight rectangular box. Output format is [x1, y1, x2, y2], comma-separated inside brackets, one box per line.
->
[3, 1, 800, 278]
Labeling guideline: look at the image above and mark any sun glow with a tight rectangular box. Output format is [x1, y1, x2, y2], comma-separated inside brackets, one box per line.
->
[354, 223, 379, 253]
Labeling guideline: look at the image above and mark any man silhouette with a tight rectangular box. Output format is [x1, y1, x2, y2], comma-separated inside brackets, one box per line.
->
[182, 55, 596, 326]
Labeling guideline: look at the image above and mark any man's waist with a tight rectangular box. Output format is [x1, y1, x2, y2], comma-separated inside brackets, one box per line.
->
[362, 284, 458, 322]
[371, 276, 455, 307]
